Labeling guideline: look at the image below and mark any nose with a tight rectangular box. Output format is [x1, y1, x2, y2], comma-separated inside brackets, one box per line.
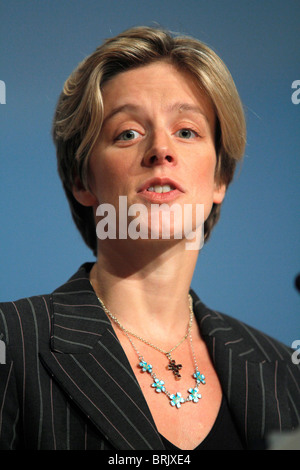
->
[142, 129, 177, 167]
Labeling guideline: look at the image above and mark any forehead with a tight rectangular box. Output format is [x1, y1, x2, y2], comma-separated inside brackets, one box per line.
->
[101, 61, 215, 124]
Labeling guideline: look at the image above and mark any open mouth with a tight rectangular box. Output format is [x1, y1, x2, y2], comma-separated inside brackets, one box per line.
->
[147, 184, 176, 193]
[138, 178, 184, 193]
[136, 177, 185, 202]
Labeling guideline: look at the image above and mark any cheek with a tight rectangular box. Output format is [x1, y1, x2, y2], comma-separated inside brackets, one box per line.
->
[188, 153, 218, 221]
[192, 158, 217, 194]
[88, 154, 130, 203]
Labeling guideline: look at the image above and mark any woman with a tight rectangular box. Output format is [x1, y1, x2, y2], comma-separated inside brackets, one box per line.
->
[0, 26, 299, 451]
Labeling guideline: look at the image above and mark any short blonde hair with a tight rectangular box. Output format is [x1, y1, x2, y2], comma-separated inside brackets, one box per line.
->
[52, 26, 246, 255]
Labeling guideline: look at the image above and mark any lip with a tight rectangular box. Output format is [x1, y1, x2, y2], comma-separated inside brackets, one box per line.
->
[137, 177, 185, 203]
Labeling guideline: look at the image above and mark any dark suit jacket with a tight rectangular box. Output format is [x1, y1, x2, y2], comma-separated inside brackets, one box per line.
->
[0, 263, 299, 450]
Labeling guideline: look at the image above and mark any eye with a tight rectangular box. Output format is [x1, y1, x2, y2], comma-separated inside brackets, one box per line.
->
[116, 129, 141, 141]
[176, 128, 198, 139]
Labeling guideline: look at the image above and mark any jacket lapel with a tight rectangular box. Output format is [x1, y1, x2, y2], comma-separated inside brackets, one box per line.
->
[39, 264, 292, 450]
[191, 291, 292, 448]
[39, 264, 164, 450]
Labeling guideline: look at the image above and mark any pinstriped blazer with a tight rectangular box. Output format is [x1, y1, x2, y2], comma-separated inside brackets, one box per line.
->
[0, 263, 299, 450]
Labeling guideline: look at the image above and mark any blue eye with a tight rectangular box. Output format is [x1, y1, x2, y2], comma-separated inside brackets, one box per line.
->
[116, 130, 140, 141]
[176, 128, 198, 139]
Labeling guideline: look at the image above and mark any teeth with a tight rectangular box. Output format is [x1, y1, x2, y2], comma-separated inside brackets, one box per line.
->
[147, 184, 174, 193]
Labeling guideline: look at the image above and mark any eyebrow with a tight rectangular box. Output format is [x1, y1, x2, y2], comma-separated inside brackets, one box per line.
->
[167, 102, 208, 119]
[102, 102, 210, 126]
[102, 104, 141, 126]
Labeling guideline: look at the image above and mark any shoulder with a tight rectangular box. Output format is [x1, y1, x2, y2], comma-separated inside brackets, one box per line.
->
[220, 311, 294, 360]
[191, 290, 298, 365]
[0, 295, 52, 349]
[0, 263, 94, 348]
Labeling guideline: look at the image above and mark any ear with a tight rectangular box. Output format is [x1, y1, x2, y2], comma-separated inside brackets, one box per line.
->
[213, 181, 226, 205]
[72, 176, 98, 207]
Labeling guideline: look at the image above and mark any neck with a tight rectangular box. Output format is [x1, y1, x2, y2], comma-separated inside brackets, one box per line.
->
[90, 239, 199, 342]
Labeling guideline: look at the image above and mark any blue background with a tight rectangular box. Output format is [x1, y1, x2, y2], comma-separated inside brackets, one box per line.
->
[0, 0, 299, 345]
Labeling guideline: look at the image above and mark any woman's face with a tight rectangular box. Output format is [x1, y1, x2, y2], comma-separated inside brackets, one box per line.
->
[76, 61, 225, 243]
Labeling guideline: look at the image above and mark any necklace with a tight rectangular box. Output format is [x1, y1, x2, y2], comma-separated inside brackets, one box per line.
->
[97, 293, 194, 379]
[94, 289, 206, 409]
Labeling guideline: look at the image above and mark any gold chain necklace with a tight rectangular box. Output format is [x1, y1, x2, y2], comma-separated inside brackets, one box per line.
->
[96, 292, 193, 378]
[93, 287, 206, 409]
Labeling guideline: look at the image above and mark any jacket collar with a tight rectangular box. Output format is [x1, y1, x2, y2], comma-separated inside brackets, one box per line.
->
[190, 292, 292, 447]
[39, 263, 291, 450]
[40, 263, 165, 450]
